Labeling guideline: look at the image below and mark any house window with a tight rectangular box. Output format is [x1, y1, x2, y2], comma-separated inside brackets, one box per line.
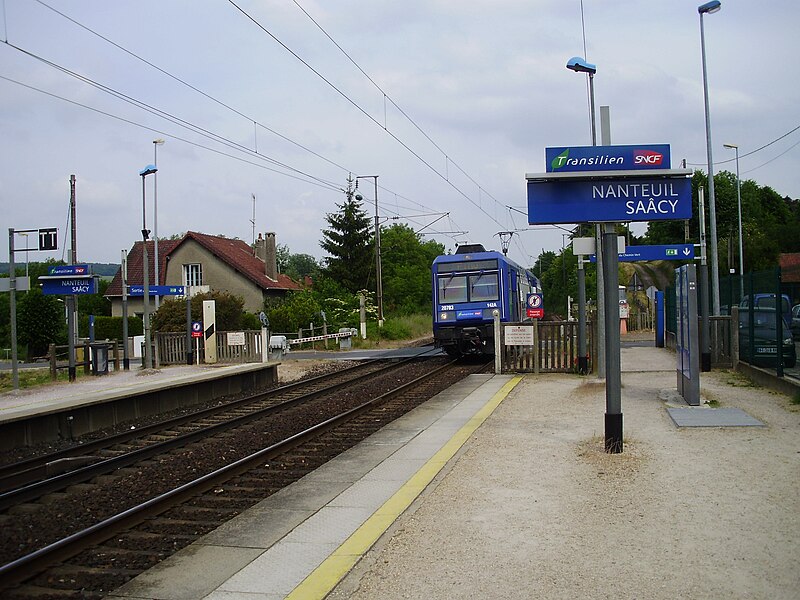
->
[183, 264, 203, 288]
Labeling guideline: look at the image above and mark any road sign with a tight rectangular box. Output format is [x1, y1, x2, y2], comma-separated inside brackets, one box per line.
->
[588, 244, 695, 263]
[526, 293, 544, 318]
[527, 176, 692, 224]
[38, 228, 58, 251]
[41, 276, 97, 295]
[191, 322, 203, 338]
[546, 144, 671, 173]
[48, 264, 89, 276]
[128, 285, 185, 296]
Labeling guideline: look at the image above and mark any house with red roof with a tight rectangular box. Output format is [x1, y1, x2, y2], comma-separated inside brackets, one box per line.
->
[106, 231, 303, 318]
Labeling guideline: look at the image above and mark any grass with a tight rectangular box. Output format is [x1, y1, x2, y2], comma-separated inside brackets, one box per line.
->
[0, 366, 86, 394]
[352, 314, 432, 348]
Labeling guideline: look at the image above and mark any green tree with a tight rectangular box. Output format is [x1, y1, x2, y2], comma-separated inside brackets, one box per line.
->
[151, 291, 246, 332]
[17, 288, 66, 359]
[380, 224, 444, 314]
[77, 279, 112, 317]
[285, 253, 320, 282]
[265, 289, 322, 333]
[320, 175, 373, 294]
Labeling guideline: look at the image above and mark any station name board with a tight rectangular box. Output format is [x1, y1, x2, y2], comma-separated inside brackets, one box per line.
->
[545, 144, 671, 173]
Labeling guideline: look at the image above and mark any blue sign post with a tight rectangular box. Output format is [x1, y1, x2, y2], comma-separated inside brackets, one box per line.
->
[128, 285, 185, 296]
[41, 276, 97, 295]
[527, 177, 692, 224]
[588, 244, 695, 263]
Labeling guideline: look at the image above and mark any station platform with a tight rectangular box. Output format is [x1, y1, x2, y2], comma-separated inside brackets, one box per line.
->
[107, 344, 800, 600]
[0, 362, 278, 449]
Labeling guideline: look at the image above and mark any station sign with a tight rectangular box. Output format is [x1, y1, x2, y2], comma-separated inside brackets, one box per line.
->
[527, 176, 692, 224]
[48, 264, 89, 276]
[545, 144, 671, 173]
[588, 244, 695, 263]
[128, 285, 185, 296]
[41, 276, 97, 295]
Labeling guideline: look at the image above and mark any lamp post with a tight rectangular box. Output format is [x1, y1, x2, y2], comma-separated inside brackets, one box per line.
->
[152, 139, 165, 309]
[139, 164, 157, 369]
[355, 175, 384, 327]
[699, 0, 722, 315]
[566, 56, 597, 377]
[723, 143, 744, 298]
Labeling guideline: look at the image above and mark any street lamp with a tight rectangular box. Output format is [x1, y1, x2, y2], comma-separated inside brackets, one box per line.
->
[355, 175, 384, 327]
[565, 55, 597, 377]
[153, 139, 165, 309]
[699, 0, 722, 315]
[723, 143, 744, 297]
[140, 164, 157, 369]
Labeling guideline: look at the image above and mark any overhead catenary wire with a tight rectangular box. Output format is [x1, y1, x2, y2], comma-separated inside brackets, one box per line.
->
[8, 2, 471, 245]
[227, 0, 517, 240]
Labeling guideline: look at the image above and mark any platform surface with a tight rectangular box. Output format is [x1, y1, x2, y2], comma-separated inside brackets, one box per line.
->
[107, 343, 800, 600]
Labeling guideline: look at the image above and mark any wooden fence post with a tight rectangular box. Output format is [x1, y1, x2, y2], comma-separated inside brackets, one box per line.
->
[49, 343, 57, 380]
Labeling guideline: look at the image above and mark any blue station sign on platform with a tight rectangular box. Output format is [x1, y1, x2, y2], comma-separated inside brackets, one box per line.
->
[41, 277, 97, 295]
[545, 144, 671, 173]
[588, 244, 695, 263]
[128, 285, 185, 296]
[527, 177, 692, 224]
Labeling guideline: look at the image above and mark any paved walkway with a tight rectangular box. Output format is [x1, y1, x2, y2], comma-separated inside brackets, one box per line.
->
[108, 344, 800, 599]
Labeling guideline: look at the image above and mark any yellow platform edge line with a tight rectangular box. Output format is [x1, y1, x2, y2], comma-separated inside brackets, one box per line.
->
[285, 375, 523, 600]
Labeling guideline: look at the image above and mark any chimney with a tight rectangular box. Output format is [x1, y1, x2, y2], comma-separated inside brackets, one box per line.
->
[264, 232, 277, 280]
[254, 233, 266, 261]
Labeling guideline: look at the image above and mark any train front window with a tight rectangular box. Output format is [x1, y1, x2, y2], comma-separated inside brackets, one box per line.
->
[438, 275, 468, 303]
[469, 273, 499, 302]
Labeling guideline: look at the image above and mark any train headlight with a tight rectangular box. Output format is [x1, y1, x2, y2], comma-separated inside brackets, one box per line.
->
[439, 311, 455, 322]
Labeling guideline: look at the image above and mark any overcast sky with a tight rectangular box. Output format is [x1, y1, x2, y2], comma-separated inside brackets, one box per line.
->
[1, 0, 798, 269]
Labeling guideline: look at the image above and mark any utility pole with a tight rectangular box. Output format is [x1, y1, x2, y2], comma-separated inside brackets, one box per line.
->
[67, 175, 77, 382]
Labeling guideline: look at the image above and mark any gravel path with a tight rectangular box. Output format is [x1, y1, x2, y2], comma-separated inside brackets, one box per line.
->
[331, 351, 800, 599]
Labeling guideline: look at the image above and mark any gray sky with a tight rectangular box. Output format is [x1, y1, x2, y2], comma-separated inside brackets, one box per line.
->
[1, 0, 798, 269]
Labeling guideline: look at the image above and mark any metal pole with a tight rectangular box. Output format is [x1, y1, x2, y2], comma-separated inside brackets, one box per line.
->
[153, 140, 164, 309]
[69, 175, 78, 364]
[121, 249, 130, 370]
[186, 292, 193, 365]
[602, 222, 622, 453]
[373, 176, 384, 327]
[734, 146, 744, 297]
[595, 104, 611, 379]
[142, 175, 152, 370]
[577, 256, 587, 374]
[698, 187, 711, 372]
[700, 9, 721, 315]
[8, 229, 18, 390]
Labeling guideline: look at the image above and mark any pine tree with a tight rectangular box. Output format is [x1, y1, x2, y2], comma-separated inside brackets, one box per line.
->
[320, 175, 374, 294]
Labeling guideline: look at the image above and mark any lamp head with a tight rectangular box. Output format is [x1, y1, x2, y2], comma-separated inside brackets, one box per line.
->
[139, 164, 158, 177]
[698, 1, 721, 15]
[355, 193, 363, 201]
[153, 139, 165, 145]
[723, 143, 738, 149]
[566, 56, 597, 75]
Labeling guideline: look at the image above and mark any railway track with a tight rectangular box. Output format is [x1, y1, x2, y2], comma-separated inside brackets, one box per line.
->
[0, 353, 439, 501]
[0, 356, 488, 598]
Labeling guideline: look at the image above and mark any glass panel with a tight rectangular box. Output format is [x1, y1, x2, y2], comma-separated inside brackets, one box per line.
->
[468, 273, 499, 302]
[183, 264, 203, 288]
[438, 275, 467, 303]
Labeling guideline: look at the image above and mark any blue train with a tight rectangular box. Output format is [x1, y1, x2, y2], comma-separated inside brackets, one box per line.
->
[432, 244, 542, 356]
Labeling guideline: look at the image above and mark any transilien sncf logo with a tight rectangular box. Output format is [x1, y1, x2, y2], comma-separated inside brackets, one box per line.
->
[633, 149, 664, 166]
